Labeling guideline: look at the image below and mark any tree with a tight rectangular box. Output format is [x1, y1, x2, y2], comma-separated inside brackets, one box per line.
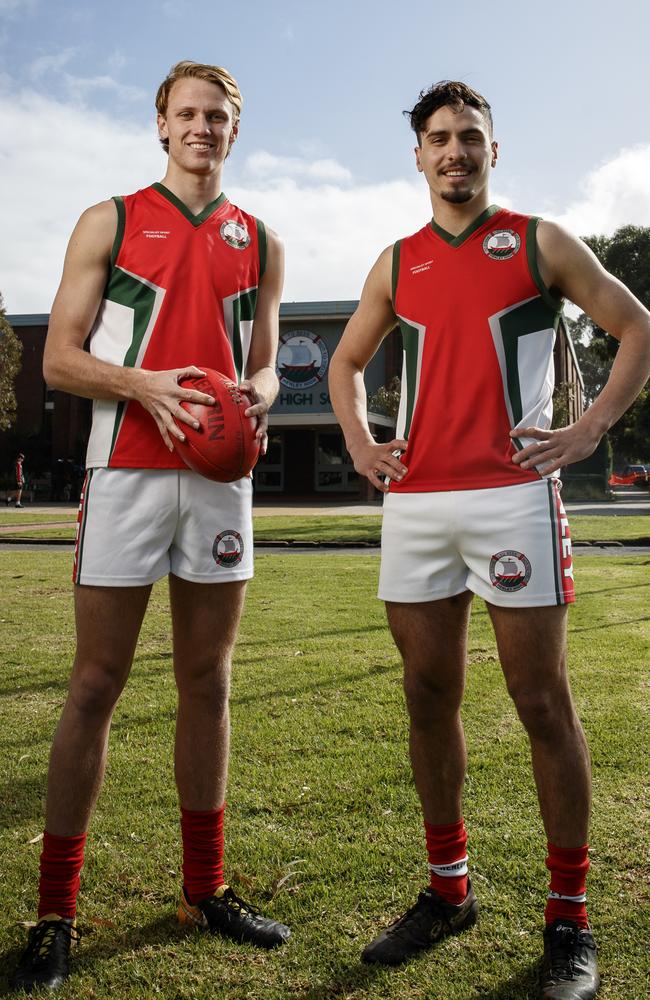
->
[0, 293, 22, 432]
[571, 225, 650, 463]
[368, 376, 401, 421]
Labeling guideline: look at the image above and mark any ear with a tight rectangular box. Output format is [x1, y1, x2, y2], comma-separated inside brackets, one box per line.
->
[229, 121, 239, 145]
[491, 140, 498, 168]
[414, 145, 423, 173]
[157, 113, 168, 143]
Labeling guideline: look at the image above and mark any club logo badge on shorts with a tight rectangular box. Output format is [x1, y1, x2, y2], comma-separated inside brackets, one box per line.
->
[482, 229, 521, 260]
[213, 530, 244, 567]
[220, 219, 251, 250]
[489, 550, 532, 592]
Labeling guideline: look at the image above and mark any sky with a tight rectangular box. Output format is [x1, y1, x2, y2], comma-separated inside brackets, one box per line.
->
[1, 0, 649, 314]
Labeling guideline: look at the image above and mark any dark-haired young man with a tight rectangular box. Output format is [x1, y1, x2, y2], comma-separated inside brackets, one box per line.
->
[330, 81, 650, 999]
[10, 61, 289, 994]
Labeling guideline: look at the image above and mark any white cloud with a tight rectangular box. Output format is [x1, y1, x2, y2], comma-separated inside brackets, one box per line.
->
[548, 145, 650, 238]
[61, 73, 146, 105]
[28, 48, 78, 80]
[27, 47, 144, 104]
[229, 177, 426, 301]
[244, 150, 353, 184]
[1, 87, 648, 315]
[0, 89, 160, 313]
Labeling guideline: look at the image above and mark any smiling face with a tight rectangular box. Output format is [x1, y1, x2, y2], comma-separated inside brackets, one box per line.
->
[415, 104, 497, 208]
[157, 77, 238, 176]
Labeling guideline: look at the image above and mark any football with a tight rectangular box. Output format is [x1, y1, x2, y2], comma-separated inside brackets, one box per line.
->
[174, 368, 260, 482]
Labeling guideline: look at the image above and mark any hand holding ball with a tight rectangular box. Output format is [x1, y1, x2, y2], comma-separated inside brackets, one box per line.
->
[174, 368, 260, 482]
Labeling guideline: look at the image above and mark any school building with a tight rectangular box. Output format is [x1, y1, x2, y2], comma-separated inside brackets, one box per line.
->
[2, 304, 583, 499]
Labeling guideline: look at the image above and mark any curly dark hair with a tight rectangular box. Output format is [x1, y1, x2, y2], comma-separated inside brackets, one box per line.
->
[405, 81, 493, 145]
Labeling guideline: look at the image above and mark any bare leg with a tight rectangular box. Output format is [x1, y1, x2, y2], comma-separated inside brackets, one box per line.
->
[386, 592, 473, 824]
[169, 575, 247, 810]
[45, 585, 152, 835]
[487, 603, 591, 846]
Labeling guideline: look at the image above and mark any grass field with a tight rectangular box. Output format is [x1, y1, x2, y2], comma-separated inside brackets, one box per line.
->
[0, 512, 648, 544]
[0, 549, 648, 999]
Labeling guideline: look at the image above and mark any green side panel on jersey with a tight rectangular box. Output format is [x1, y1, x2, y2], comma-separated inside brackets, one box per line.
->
[103, 267, 159, 457]
[152, 182, 227, 226]
[256, 219, 267, 279]
[526, 218, 564, 311]
[392, 241, 401, 309]
[111, 197, 126, 266]
[398, 317, 421, 439]
[497, 296, 561, 428]
[430, 204, 500, 247]
[231, 287, 258, 380]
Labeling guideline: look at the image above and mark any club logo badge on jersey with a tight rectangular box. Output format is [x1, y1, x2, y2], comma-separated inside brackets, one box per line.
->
[277, 330, 329, 390]
[489, 550, 532, 592]
[220, 219, 251, 250]
[482, 229, 521, 260]
[213, 530, 244, 567]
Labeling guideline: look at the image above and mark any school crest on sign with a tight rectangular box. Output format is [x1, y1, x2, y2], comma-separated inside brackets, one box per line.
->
[277, 331, 329, 390]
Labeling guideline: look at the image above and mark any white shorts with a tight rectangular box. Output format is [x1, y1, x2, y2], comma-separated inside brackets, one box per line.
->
[378, 479, 574, 608]
[73, 468, 253, 587]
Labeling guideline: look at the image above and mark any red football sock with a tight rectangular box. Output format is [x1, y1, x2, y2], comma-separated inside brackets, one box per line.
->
[180, 805, 225, 904]
[545, 842, 590, 928]
[425, 818, 468, 905]
[38, 831, 87, 920]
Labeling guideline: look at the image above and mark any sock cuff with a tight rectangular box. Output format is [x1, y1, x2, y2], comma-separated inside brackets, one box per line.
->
[428, 855, 469, 878]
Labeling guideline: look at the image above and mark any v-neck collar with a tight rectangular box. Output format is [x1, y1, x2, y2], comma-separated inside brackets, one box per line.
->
[152, 182, 227, 226]
[430, 204, 501, 248]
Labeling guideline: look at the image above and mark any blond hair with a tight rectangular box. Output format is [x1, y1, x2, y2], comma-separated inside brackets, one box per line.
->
[155, 60, 242, 152]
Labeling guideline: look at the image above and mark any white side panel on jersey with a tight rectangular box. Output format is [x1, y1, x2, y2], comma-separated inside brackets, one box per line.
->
[89, 298, 134, 365]
[85, 270, 166, 465]
[239, 319, 254, 372]
[86, 299, 133, 465]
[488, 296, 555, 433]
[395, 314, 426, 441]
[514, 326, 556, 446]
[222, 286, 257, 377]
[86, 399, 120, 466]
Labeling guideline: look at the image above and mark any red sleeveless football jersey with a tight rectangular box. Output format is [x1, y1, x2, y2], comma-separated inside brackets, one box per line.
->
[85, 183, 266, 469]
[390, 205, 563, 492]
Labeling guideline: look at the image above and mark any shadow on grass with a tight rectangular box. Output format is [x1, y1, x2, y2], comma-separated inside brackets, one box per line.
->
[291, 960, 382, 999]
[0, 774, 47, 828]
[0, 677, 69, 699]
[570, 615, 650, 634]
[468, 961, 540, 999]
[288, 956, 540, 1000]
[108, 661, 401, 736]
[0, 914, 180, 996]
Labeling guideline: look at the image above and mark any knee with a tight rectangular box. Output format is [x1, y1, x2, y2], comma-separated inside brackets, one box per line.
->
[68, 665, 125, 718]
[403, 667, 463, 728]
[177, 657, 231, 711]
[509, 684, 575, 741]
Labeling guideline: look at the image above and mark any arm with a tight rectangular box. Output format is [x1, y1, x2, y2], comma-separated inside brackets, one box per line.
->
[239, 227, 284, 456]
[512, 221, 650, 474]
[329, 247, 408, 494]
[43, 201, 216, 451]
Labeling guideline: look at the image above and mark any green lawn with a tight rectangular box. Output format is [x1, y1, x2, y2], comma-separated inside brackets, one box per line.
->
[0, 512, 648, 543]
[0, 551, 648, 998]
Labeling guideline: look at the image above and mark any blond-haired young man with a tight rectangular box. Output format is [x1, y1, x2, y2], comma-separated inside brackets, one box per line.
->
[11, 60, 289, 994]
